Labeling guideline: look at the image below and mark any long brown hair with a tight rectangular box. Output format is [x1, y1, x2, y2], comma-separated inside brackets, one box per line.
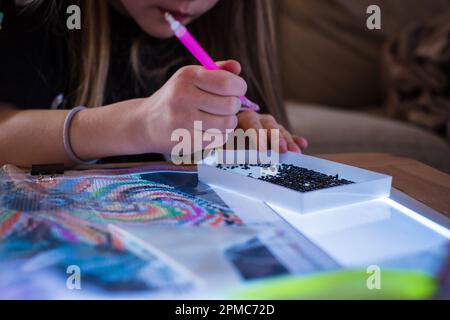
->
[19, 0, 288, 126]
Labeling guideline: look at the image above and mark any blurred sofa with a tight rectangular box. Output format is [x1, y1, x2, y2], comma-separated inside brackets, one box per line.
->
[277, 0, 450, 172]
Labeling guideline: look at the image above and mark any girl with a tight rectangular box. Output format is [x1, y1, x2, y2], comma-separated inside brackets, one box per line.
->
[0, 0, 307, 167]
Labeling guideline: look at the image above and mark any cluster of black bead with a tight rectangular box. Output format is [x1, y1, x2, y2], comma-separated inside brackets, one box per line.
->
[258, 164, 354, 192]
[216, 163, 252, 170]
[216, 163, 354, 192]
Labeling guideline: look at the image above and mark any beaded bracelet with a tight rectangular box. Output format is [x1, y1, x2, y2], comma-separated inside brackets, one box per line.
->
[63, 106, 97, 165]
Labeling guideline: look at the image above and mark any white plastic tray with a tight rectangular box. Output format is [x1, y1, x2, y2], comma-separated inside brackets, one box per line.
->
[198, 151, 392, 214]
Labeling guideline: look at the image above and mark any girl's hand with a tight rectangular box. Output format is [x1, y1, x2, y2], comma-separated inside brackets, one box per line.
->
[237, 110, 308, 153]
[133, 60, 247, 155]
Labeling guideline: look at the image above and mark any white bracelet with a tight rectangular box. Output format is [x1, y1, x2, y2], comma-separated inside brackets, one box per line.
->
[63, 106, 97, 165]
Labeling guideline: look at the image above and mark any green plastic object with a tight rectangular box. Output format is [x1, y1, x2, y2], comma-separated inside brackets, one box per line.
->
[230, 269, 437, 300]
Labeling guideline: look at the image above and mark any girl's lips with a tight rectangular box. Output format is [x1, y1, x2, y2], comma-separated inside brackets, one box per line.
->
[158, 8, 191, 22]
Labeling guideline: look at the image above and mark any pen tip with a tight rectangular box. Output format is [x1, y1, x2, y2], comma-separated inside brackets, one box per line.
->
[164, 12, 176, 24]
[241, 98, 261, 112]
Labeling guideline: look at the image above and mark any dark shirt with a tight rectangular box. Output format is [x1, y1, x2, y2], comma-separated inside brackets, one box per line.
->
[0, 1, 191, 163]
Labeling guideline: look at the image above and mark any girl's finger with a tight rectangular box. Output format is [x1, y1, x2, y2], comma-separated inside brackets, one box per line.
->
[193, 67, 247, 97]
[216, 60, 242, 75]
[280, 127, 301, 153]
[293, 135, 309, 150]
[185, 85, 241, 116]
[195, 110, 238, 132]
[260, 116, 287, 153]
[237, 111, 265, 151]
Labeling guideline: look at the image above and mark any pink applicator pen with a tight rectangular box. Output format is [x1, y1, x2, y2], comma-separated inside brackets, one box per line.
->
[165, 12, 260, 112]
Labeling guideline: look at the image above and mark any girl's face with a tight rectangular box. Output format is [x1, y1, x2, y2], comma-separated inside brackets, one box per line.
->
[119, 0, 220, 38]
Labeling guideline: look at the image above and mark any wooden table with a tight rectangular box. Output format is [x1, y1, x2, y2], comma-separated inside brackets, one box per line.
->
[80, 153, 450, 218]
[317, 153, 450, 218]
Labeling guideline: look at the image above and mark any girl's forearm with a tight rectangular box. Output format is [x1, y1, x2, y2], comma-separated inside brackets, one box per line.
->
[0, 108, 72, 167]
[0, 102, 142, 168]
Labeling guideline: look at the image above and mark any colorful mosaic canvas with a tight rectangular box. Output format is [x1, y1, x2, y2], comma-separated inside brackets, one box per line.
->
[0, 166, 243, 228]
[0, 210, 193, 299]
[0, 164, 247, 298]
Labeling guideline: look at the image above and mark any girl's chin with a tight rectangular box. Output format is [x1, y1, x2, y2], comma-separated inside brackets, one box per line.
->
[138, 24, 175, 39]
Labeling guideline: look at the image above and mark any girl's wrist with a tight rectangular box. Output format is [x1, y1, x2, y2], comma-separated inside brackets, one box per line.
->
[70, 102, 145, 161]
[64, 107, 97, 164]
[125, 98, 160, 155]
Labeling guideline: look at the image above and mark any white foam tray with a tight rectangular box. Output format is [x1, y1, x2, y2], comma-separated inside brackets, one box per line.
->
[198, 151, 392, 214]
